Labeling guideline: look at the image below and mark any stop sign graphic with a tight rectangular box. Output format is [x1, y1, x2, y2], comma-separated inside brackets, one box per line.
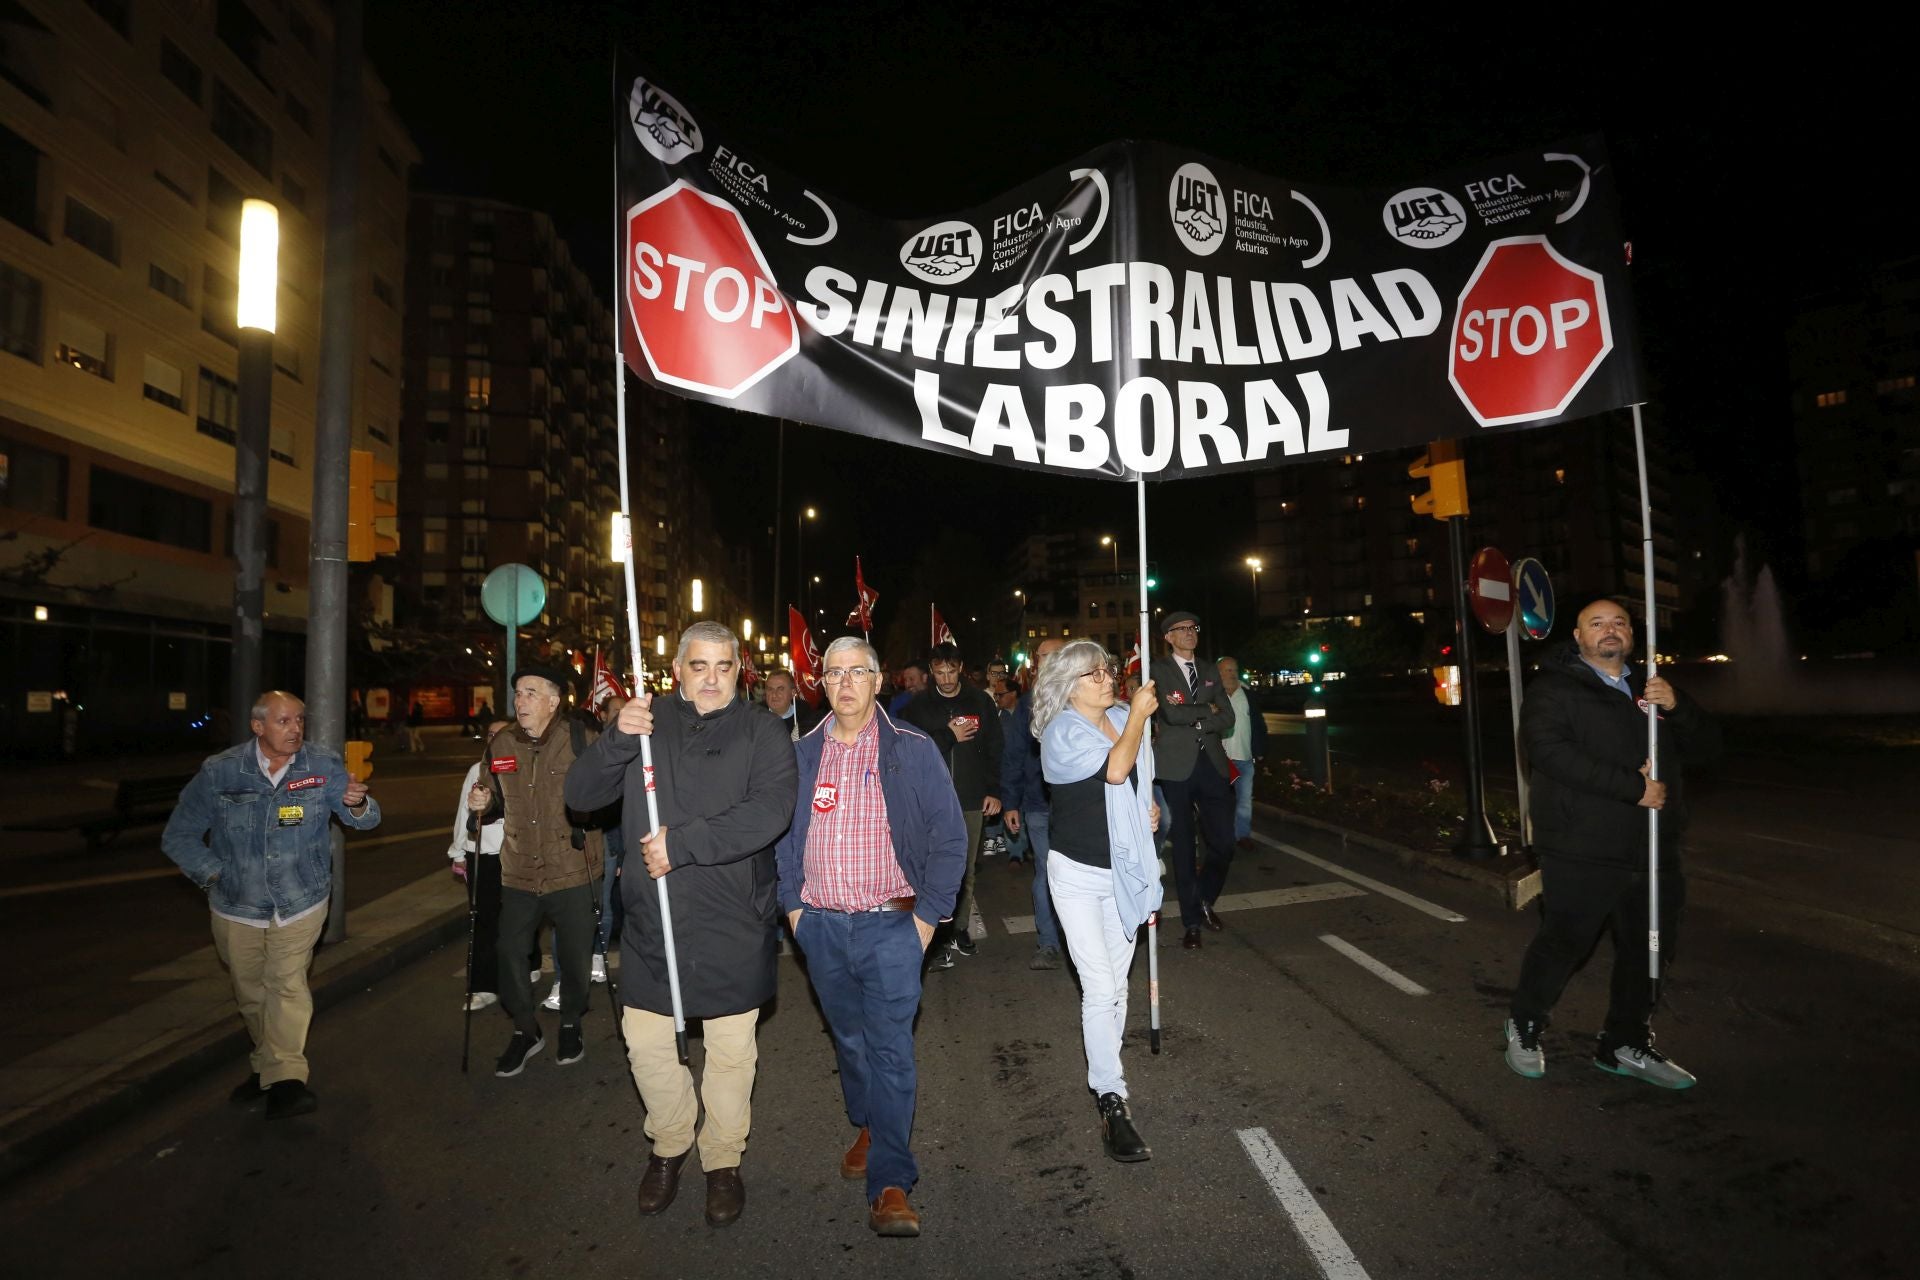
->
[1448, 236, 1611, 427]
[625, 181, 798, 399]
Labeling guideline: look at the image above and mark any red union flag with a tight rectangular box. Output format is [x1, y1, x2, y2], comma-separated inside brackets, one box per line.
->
[846, 556, 879, 634]
[931, 605, 955, 650]
[788, 605, 822, 707]
[1448, 236, 1612, 428]
[625, 180, 799, 399]
[590, 648, 628, 709]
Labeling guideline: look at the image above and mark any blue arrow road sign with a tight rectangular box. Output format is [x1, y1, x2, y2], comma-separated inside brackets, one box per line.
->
[1513, 558, 1554, 640]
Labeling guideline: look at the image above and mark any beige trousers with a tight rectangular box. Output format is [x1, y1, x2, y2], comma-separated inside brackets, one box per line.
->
[209, 906, 328, 1086]
[622, 1007, 759, 1170]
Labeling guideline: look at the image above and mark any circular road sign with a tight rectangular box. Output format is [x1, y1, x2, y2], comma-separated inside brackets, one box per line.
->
[1468, 546, 1514, 634]
[1512, 557, 1555, 640]
[482, 564, 545, 627]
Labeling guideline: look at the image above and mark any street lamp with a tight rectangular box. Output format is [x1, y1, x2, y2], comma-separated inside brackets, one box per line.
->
[742, 618, 753, 641]
[1245, 555, 1263, 607]
[691, 577, 704, 614]
[1099, 533, 1119, 574]
[795, 505, 817, 614]
[229, 197, 278, 743]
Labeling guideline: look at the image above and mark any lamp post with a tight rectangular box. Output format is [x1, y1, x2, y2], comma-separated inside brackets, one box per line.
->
[795, 505, 816, 617]
[1013, 588, 1026, 656]
[1244, 556, 1263, 606]
[1100, 533, 1118, 574]
[230, 197, 278, 744]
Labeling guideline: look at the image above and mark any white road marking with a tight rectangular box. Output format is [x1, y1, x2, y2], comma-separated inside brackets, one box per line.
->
[1237, 1126, 1372, 1280]
[1000, 881, 1365, 935]
[1317, 934, 1429, 995]
[2, 826, 452, 899]
[1743, 831, 1832, 852]
[1248, 834, 1467, 923]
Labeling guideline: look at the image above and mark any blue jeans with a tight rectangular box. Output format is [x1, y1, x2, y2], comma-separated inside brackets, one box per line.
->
[796, 907, 925, 1198]
[1230, 759, 1255, 841]
[1025, 811, 1060, 951]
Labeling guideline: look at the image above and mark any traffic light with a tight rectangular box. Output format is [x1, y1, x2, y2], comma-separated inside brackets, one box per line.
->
[1305, 642, 1328, 666]
[348, 449, 398, 562]
[345, 740, 373, 781]
[1145, 577, 1158, 591]
[1408, 438, 1469, 520]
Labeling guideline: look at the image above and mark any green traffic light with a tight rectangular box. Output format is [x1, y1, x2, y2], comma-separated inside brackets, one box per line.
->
[1145, 577, 1157, 590]
[1307, 651, 1322, 665]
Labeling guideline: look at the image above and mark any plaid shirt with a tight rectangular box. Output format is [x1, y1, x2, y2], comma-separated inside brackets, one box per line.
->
[801, 713, 913, 911]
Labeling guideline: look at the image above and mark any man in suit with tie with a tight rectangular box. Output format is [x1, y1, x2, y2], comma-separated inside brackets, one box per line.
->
[1149, 612, 1239, 951]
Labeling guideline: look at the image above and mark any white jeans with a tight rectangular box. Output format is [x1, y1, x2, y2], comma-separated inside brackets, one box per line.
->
[1048, 851, 1137, 1099]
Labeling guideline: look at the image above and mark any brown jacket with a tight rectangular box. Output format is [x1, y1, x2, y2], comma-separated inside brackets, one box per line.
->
[483, 718, 606, 895]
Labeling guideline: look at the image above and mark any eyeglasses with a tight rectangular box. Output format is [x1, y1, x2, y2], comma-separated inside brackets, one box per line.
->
[1079, 668, 1114, 682]
[822, 668, 875, 684]
[1168, 624, 1200, 633]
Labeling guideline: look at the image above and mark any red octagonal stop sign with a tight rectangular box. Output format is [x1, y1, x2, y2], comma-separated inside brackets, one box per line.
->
[1448, 236, 1611, 428]
[625, 181, 798, 399]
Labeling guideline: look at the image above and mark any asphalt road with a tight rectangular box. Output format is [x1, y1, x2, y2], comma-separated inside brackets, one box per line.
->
[4, 814, 1916, 1279]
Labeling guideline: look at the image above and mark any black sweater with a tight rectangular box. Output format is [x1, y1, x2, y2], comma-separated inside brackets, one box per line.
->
[900, 685, 1003, 809]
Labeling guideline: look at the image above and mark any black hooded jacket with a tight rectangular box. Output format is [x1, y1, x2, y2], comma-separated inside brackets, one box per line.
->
[1521, 646, 1721, 867]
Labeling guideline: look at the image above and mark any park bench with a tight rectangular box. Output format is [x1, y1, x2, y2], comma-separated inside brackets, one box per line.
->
[3, 774, 193, 852]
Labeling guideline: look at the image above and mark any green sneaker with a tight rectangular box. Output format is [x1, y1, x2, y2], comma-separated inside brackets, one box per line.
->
[1504, 1018, 1546, 1079]
[1594, 1038, 1696, 1090]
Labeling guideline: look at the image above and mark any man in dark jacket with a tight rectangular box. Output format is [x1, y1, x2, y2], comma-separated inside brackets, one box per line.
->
[901, 641, 1001, 963]
[763, 669, 823, 740]
[778, 636, 968, 1238]
[1150, 612, 1238, 950]
[1506, 593, 1721, 1090]
[566, 622, 799, 1228]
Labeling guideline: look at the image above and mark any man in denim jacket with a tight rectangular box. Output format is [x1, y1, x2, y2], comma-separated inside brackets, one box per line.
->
[162, 691, 380, 1119]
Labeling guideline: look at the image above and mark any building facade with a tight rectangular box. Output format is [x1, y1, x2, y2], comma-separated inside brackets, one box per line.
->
[0, 0, 415, 753]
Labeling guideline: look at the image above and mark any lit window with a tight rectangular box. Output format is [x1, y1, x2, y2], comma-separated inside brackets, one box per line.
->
[55, 313, 110, 378]
[1815, 390, 1848, 408]
[1553, 468, 1566, 484]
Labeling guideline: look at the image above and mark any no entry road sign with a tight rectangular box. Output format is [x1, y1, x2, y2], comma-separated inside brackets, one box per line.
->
[1468, 546, 1513, 634]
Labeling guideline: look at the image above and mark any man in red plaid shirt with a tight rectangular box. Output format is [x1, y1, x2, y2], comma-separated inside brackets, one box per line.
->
[776, 636, 968, 1239]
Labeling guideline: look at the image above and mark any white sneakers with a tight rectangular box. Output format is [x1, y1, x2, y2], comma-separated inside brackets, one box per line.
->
[464, 991, 499, 1012]
[591, 953, 608, 984]
[542, 980, 563, 1011]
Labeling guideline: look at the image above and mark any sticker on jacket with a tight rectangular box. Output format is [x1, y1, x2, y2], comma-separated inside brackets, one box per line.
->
[1166, 689, 1186, 706]
[812, 782, 838, 814]
[490, 757, 519, 773]
[287, 775, 325, 791]
[277, 805, 305, 826]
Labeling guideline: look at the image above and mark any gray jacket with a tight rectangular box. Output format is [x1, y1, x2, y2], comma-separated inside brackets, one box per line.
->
[1149, 654, 1234, 782]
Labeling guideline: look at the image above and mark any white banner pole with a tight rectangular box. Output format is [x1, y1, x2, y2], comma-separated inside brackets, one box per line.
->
[1136, 476, 1162, 1054]
[1505, 612, 1530, 848]
[614, 149, 690, 1065]
[1632, 404, 1660, 991]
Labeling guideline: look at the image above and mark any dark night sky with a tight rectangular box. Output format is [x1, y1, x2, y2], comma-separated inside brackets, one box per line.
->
[365, 3, 1904, 634]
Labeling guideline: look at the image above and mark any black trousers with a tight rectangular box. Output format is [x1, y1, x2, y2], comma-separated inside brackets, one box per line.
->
[1162, 759, 1236, 930]
[466, 855, 538, 996]
[497, 883, 596, 1035]
[1510, 854, 1685, 1046]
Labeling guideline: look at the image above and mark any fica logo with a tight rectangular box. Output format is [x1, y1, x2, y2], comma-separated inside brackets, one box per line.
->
[629, 78, 701, 165]
[1382, 187, 1465, 248]
[900, 220, 981, 285]
[1169, 162, 1225, 256]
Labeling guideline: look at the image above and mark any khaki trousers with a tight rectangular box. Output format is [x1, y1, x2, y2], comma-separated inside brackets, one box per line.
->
[622, 1007, 759, 1170]
[209, 906, 328, 1086]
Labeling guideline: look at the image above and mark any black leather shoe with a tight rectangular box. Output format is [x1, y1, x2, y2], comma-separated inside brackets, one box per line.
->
[1097, 1093, 1151, 1162]
[264, 1079, 317, 1120]
[1182, 928, 1202, 950]
[1201, 903, 1225, 932]
[230, 1073, 265, 1106]
[704, 1168, 745, 1227]
[636, 1152, 689, 1215]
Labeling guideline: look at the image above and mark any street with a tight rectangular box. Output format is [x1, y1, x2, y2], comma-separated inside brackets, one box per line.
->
[3, 793, 1916, 1278]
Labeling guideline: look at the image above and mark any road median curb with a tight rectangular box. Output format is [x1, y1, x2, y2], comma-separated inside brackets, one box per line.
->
[1255, 801, 1541, 910]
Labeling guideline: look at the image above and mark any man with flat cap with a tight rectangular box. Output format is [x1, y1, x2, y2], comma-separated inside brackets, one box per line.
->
[1149, 611, 1238, 950]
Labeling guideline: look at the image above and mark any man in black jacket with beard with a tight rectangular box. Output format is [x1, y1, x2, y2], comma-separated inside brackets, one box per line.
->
[567, 622, 798, 1229]
[901, 641, 1002, 966]
[1504, 593, 1720, 1090]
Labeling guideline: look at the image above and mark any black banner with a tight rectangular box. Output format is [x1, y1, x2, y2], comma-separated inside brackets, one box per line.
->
[616, 59, 1644, 482]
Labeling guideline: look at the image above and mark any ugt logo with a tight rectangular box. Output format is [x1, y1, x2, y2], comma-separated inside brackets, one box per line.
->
[900, 220, 981, 285]
[629, 77, 701, 165]
[1383, 187, 1465, 248]
[1169, 161, 1225, 256]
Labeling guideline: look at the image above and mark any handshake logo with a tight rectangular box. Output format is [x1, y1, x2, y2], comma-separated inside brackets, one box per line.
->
[1169, 162, 1226, 256]
[629, 77, 702, 165]
[900, 220, 982, 285]
[1383, 188, 1466, 248]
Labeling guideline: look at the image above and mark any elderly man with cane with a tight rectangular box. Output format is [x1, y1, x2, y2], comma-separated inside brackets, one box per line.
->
[568, 621, 798, 1229]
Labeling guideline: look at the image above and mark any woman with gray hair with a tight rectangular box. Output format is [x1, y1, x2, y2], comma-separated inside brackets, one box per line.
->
[1032, 640, 1162, 1162]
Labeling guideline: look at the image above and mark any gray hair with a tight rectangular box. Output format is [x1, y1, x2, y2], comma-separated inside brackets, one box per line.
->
[251, 690, 303, 722]
[674, 620, 740, 666]
[822, 635, 879, 672]
[1030, 639, 1109, 740]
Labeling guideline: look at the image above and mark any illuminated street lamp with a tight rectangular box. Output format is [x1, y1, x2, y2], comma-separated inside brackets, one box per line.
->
[691, 577, 705, 614]
[1099, 533, 1119, 573]
[1245, 555, 1263, 607]
[795, 505, 817, 614]
[742, 618, 753, 641]
[229, 198, 278, 743]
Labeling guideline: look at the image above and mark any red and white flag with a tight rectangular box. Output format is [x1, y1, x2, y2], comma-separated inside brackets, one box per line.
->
[846, 556, 879, 635]
[740, 647, 761, 691]
[931, 604, 955, 650]
[590, 647, 628, 710]
[788, 605, 822, 707]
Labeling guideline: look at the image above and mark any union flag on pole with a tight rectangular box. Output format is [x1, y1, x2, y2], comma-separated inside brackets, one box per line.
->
[931, 604, 955, 650]
[740, 646, 761, 691]
[590, 647, 628, 710]
[788, 605, 823, 707]
[846, 556, 879, 635]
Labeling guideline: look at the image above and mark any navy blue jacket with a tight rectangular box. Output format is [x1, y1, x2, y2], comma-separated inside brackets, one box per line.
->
[775, 707, 969, 929]
[1000, 694, 1048, 816]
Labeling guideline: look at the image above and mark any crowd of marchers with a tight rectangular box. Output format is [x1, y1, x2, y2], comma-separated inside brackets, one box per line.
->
[160, 591, 1715, 1238]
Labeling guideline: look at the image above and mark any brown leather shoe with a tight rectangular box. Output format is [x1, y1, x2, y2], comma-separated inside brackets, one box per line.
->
[703, 1167, 744, 1228]
[1182, 927, 1202, 950]
[635, 1152, 688, 1215]
[868, 1186, 921, 1237]
[1201, 903, 1225, 932]
[841, 1126, 871, 1181]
